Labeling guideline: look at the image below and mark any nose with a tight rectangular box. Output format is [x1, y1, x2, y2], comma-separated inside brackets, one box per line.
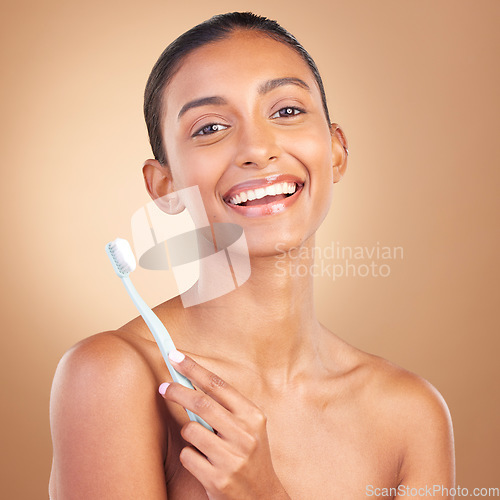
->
[233, 118, 281, 169]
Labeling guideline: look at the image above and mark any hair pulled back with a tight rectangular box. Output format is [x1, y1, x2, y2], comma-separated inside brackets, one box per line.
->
[144, 11, 331, 165]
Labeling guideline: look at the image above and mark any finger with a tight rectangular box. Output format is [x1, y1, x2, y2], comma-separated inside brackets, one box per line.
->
[168, 350, 256, 417]
[160, 381, 241, 440]
[181, 421, 233, 467]
[179, 445, 217, 491]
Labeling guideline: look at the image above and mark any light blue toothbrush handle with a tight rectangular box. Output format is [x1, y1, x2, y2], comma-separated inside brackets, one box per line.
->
[121, 276, 213, 432]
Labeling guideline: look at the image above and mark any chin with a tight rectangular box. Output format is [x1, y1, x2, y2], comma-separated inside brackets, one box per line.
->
[243, 226, 317, 259]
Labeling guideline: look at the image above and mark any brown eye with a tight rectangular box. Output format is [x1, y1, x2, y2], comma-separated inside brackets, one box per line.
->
[193, 123, 228, 136]
[271, 107, 304, 119]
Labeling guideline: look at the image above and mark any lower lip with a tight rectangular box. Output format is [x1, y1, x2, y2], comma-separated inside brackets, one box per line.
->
[224, 185, 303, 217]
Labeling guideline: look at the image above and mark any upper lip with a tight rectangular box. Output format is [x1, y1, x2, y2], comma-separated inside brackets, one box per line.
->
[222, 174, 304, 202]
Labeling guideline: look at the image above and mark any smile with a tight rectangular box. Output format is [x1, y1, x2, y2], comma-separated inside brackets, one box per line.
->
[223, 174, 304, 216]
[228, 181, 298, 206]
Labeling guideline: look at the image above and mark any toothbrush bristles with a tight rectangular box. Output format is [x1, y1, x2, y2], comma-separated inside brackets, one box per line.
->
[107, 238, 136, 275]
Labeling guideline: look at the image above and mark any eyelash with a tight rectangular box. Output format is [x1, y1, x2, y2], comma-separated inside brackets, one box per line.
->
[193, 123, 228, 137]
[270, 106, 305, 119]
[192, 106, 305, 137]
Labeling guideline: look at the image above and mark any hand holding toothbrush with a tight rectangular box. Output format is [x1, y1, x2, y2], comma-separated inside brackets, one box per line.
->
[159, 350, 291, 500]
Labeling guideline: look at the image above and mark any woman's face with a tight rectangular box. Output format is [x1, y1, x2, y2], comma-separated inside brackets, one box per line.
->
[160, 30, 341, 256]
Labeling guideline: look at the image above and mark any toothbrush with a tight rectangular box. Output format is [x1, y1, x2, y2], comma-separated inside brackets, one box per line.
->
[105, 237, 214, 432]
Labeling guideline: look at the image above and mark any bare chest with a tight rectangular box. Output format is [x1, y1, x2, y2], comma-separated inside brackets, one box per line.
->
[268, 396, 400, 499]
[164, 395, 401, 499]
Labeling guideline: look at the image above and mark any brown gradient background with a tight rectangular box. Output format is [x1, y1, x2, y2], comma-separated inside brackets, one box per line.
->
[1, 0, 499, 497]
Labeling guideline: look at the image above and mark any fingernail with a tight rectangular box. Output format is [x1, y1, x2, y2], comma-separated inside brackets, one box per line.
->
[168, 349, 185, 364]
[158, 382, 170, 395]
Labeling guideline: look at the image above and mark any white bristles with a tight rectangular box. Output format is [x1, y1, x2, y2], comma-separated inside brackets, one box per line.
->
[106, 238, 136, 276]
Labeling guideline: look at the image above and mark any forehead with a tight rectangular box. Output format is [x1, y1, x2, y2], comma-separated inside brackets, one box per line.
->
[162, 31, 319, 119]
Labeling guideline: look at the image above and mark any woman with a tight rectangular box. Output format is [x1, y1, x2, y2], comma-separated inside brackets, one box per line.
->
[49, 12, 455, 499]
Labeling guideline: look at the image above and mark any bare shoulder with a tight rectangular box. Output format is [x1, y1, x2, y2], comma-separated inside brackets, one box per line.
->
[321, 327, 453, 434]
[356, 350, 455, 484]
[49, 330, 169, 499]
[50, 330, 162, 418]
[362, 353, 453, 433]
[52, 329, 157, 385]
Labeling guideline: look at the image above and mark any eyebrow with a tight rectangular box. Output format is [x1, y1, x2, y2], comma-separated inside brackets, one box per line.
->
[178, 96, 227, 120]
[177, 77, 310, 120]
[257, 77, 310, 95]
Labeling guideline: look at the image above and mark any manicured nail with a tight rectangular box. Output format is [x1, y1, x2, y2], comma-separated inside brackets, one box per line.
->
[168, 349, 185, 363]
[158, 382, 170, 395]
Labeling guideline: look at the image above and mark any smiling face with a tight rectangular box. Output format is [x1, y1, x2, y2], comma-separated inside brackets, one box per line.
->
[149, 30, 345, 257]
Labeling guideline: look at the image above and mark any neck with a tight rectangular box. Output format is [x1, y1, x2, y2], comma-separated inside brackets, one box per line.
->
[177, 234, 324, 387]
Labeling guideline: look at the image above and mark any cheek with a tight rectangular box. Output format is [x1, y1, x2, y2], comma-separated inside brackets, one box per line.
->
[167, 146, 229, 220]
[286, 127, 334, 222]
[285, 126, 333, 179]
[165, 137, 224, 190]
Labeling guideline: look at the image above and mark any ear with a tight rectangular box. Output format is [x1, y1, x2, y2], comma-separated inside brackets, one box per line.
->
[142, 159, 185, 214]
[330, 124, 348, 183]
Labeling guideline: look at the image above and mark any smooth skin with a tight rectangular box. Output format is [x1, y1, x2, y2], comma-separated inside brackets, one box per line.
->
[49, 31, 455, 499]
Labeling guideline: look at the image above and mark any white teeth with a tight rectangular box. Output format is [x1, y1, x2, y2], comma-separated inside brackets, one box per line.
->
[266, 185, 276, 196]
[255, 187, 266, 199]
[227, 181, 299, 205]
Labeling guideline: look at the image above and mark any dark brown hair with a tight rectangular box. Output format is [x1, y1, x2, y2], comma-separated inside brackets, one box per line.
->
[144, 11, 331, 165]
